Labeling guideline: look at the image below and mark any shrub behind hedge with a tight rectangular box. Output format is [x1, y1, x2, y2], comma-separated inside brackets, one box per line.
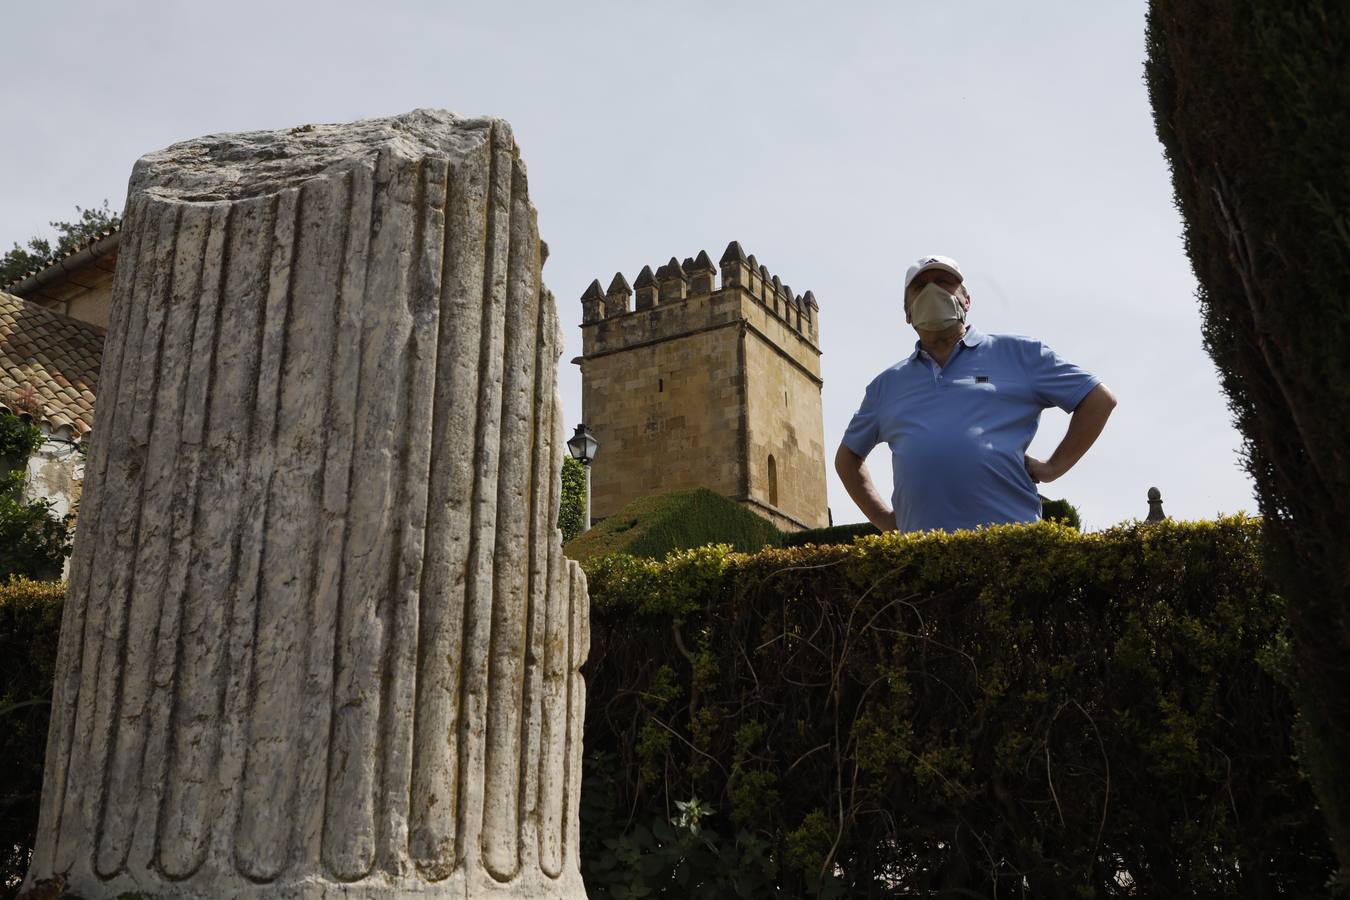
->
[0, 578, 63, 900]
[581, 519, 1334, 896]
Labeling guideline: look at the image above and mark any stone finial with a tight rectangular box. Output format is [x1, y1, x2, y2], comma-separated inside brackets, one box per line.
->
[658, 255, 688, 302]
[688, 249, 716, 295]
[804, 289, 818, 309]
[719, 240, 751, 290]
[581, 277, 605, 323]
[605, 271, 632, 316]
[771, 274, 784, 316]
[21, 109, 590, 899]
[759, 263, 772, 305]
[634, 263, 658, 310]
[1146, 486, 1166, 522]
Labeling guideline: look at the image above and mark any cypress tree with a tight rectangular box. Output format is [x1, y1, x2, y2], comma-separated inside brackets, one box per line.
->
[1145, 0, 1350, 877]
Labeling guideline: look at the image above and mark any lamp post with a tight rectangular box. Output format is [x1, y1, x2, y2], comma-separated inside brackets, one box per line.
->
[566, 423, 599, 533]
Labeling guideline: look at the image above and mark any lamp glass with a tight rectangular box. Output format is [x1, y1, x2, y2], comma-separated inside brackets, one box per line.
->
[567, 425, 598, 464]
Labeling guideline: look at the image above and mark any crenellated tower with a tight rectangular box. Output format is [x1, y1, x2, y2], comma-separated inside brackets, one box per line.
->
[574, 241, 827, 531]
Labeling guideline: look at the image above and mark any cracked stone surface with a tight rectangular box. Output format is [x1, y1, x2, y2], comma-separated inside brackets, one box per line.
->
[23, 109, 589, 899]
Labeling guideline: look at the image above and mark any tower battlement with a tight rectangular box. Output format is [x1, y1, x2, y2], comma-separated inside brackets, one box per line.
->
[574, 241, 828, 532]
[579, 241, 820, 348]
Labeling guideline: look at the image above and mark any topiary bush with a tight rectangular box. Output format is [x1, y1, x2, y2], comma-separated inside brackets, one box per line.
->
[564, 488, 784, 562]
[0, 578, 63, 900]
[581, 519, 1334, 896]
[1146, 0, 1350, 874]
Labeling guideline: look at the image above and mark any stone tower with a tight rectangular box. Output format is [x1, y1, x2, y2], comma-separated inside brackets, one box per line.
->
[574, 241, 828, 531]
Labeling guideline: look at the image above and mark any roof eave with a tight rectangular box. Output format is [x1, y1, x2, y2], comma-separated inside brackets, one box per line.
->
[5, 229, 122, 297]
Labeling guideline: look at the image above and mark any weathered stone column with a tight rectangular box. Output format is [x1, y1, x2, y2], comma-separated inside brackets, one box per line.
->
[23, 110, 589, 899]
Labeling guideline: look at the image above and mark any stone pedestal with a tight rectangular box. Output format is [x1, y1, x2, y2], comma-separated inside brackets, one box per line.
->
[23, 110, 589, 899]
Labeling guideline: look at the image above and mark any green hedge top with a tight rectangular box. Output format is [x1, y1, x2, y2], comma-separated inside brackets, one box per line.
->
[564, 488, 784, 562]
[581, 518, 1334, 897]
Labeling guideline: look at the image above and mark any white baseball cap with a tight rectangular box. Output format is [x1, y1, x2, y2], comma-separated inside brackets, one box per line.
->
[904, 254, 964, 291]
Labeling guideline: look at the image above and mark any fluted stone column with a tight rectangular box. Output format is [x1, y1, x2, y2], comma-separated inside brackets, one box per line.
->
[23, 110, 589, 899]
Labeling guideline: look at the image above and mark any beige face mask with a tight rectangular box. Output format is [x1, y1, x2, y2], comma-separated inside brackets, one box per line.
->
[909, 282, 966, 331]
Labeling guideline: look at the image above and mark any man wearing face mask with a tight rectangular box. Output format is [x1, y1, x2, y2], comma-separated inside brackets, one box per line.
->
[835, 254, 1117, 533]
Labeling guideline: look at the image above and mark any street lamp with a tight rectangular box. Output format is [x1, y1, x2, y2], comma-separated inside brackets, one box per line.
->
[566, 423, 599, 532]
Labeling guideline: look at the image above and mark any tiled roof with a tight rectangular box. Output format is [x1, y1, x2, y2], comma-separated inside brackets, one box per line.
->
[1, 224, 121, 293]
[0, 290, 104, 439]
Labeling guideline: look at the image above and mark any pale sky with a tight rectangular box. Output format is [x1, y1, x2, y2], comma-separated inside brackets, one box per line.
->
[1, 0, 1256, 530]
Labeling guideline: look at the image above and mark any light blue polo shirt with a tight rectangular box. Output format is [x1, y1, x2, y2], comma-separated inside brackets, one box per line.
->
[842, 327, 1100, 533]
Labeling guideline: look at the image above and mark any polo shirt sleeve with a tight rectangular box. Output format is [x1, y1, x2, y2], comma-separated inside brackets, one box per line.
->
[1028, 341, 1101, 412]
[841, 375, 883, 457]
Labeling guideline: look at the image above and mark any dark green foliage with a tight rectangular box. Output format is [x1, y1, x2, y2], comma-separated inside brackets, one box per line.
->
[0, 414, 70, 582]
[784, 499, 1080, 549]
[581, 763, 783, 900]
[1040, 496, 1082, 529]
[0, 473, 70, 583]
[563, 488, 784, 562]
[0, 578, 63, 900]
[782, 521, 880, 547]
[0, 414, 42, 465]
[0, 201, 121, 287]
[1146, 0, 1350, 876]
[582, 520, 1335, 896]
[558, 456, 587, 543]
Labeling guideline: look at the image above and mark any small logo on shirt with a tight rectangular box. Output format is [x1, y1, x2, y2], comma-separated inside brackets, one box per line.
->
[975, 375, 989, 384]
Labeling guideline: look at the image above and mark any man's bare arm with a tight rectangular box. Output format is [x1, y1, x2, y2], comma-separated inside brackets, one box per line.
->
[1025, 383, 1118, 483]
[834, 444, 896, 532]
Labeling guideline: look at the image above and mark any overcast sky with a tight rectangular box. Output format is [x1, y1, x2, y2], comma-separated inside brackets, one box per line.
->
[1, 0, 1256, 530]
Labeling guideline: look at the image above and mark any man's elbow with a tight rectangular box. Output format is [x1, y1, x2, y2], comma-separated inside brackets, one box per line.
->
[1084, 383, 1117, 415]
[834, 443, 864, 478]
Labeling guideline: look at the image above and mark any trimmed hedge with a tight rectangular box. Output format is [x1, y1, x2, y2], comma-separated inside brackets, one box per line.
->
[0, 578, 63, 900]
[784, 498, 1080, 549]
[564, 488, 784, 562]
[4, 524, 1329, 896]
[782, 521, 879, 547]
[581, 519, 1334, 896]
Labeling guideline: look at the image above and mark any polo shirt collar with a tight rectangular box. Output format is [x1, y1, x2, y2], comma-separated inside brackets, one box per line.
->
[907, 325, 986, 363]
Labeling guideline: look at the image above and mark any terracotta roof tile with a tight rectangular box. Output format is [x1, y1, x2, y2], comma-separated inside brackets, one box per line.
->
[0, 290, 105, 440]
